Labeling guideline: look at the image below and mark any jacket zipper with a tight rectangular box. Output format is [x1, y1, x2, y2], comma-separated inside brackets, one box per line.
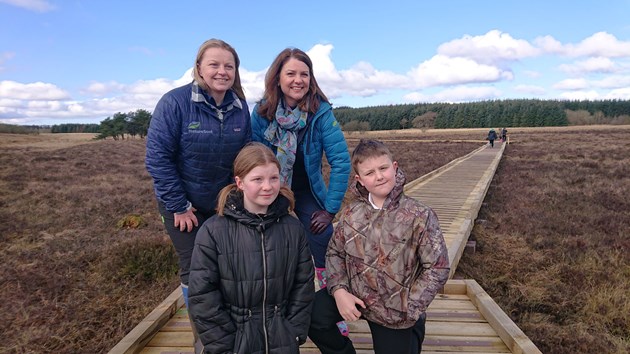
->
[260, 228, 269, 353]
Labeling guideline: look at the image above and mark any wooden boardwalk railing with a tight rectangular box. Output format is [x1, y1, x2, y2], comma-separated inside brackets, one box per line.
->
[109, 141, 542, 354]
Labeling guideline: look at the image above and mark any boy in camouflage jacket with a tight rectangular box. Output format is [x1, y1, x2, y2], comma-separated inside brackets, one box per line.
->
[308, 139, 450, 354]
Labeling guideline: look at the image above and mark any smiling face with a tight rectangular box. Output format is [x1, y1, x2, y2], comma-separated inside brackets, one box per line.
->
[279, 58, 310, 108]
[355, 154, 398, 208]
[197, 47, 236, 105]
[235, 162, 281, 214]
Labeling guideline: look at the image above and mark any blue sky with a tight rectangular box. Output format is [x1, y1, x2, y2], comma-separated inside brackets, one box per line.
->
[1, 0, 630, 126]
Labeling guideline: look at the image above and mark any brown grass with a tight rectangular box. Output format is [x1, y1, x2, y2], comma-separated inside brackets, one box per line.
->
[1, 126, 629, 353]
[457, 126, 630, 354]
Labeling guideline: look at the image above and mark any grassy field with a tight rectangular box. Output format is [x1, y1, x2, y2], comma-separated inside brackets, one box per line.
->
[0, 127, 628, 353]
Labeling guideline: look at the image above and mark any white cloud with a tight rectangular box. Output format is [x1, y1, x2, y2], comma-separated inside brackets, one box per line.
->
[603, 87, 630, 99]
[438, 30, 540, 64]
[591, 75, 630, 89]
[558, 57, 618, 75]
[553, 78, 589, 90]
[559, 90, 600, 100]
[536, 32, 630, 58]
[408, 55, 513, 88]
[0, 0, 54, 12]
[404, 85, 502, 103]
[514, 85, 546, 95]
[0, 80, 70, 100]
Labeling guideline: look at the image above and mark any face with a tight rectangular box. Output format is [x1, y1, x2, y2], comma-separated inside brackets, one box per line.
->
[355, 155, 398, 207]
[279, 58, 310, 108]
[197, 47, 236, 101]
[235, 163, 281, 214]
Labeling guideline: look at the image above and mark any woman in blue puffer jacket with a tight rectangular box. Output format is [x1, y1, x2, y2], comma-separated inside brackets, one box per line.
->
[251, 48, 351, 291]
[145, 39, 251, 304]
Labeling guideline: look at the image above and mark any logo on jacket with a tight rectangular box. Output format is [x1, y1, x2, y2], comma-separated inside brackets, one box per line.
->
[188, 121, 201, 130]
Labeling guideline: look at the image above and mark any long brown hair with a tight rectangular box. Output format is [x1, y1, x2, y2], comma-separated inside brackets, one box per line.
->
[192, 38, 245, 100]
[256, 48, 329, 120]
[216, 142, 295, 215]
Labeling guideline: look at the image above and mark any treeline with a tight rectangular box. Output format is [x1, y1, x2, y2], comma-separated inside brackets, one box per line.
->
[95, 109, 152, 140]
[51, 123, 100, 133]
[0, 123, 43, 134]
[333, 99, 630, 131]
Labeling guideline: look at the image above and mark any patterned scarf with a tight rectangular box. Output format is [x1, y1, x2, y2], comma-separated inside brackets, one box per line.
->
[263, 101, 307, 185]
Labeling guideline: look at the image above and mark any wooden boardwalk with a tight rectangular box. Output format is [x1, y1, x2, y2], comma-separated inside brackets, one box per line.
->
[109, 141, 542, 354]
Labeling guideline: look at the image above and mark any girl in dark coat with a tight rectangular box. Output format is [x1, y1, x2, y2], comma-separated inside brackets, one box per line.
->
[188, 142, 314, 354]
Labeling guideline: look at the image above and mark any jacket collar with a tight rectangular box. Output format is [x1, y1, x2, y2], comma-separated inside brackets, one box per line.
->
[191, 80, 243, 110]
[223, 190, 290, 231]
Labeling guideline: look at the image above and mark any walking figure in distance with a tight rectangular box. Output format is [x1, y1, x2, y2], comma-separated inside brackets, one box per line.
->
[487, 128, 498, 148]
[188, 142, 314, 354]
[309, 139, 450, 354]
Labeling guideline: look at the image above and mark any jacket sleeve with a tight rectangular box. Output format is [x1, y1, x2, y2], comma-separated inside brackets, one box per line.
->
[319, 109, 351, 214]
[325, 210, 351, 295]
[408, 208, 450, 315]
[250, 105, 265, 143]
[145, 94, 188, 213]
[188, 222, 236, 353]
[241, 99, 252, 144]
[285, 227, 315, 344]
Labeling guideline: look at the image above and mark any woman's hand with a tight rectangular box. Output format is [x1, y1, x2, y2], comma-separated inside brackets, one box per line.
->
[174, 207, 198, 232]
[310, 210, 334, 234]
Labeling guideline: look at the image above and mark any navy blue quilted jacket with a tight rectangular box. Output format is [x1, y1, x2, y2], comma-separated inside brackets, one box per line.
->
[251, 100, 350, 214]
[146, 82, 251, 215]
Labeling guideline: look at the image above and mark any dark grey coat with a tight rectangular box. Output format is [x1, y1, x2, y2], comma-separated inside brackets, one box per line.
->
[188, 192, 314, 354]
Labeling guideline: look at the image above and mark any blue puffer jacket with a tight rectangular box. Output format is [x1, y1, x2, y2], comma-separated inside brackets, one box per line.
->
[251, 100, 350, 214]
[146, 82, 251, 215]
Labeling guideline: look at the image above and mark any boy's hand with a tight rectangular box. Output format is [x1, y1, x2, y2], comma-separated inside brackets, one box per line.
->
[310, 210, 334, 234]
[333, 288, 366, 322]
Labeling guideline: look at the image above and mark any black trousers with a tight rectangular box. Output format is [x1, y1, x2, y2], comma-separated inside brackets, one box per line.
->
[157, 201, 212, 286]
[308, 289, 426, 354]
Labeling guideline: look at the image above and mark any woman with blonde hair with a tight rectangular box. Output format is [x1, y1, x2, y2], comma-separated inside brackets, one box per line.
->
[146, 38, 251, 307]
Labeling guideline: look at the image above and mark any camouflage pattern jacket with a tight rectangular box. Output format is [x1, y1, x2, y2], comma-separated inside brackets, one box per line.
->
[326, 168, 450, 329]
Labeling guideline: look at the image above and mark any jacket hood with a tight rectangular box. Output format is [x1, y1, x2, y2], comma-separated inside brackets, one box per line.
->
[351, 167, 407, 210]
[223, 191, 291, 231]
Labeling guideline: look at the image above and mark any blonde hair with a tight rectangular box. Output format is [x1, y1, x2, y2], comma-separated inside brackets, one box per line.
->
[216, 142, 295, 215]
[192, 39, 245, 100]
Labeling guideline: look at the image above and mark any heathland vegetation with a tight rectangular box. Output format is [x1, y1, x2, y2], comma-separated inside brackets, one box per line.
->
[1, 126, 628, 353]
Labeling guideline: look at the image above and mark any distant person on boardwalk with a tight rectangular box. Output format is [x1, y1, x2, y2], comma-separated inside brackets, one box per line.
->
[188, 142, 314, 354]
[486, 128, 498, 147]
[501, 127, 508, 143]
[250, 48, 351, 324]
[145, 38, 251, 307]
[308, 139, 450, 354]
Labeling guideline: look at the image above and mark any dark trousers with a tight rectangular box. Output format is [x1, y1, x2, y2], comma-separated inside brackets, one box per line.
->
[157, 201, 212, 286]
[293, 190, 333, 268]
[489, 139, 495, 147]
[309, 289, 426, 354]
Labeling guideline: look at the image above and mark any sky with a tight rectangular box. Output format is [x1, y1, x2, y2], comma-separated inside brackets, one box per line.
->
[1, 0, 630, 126]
